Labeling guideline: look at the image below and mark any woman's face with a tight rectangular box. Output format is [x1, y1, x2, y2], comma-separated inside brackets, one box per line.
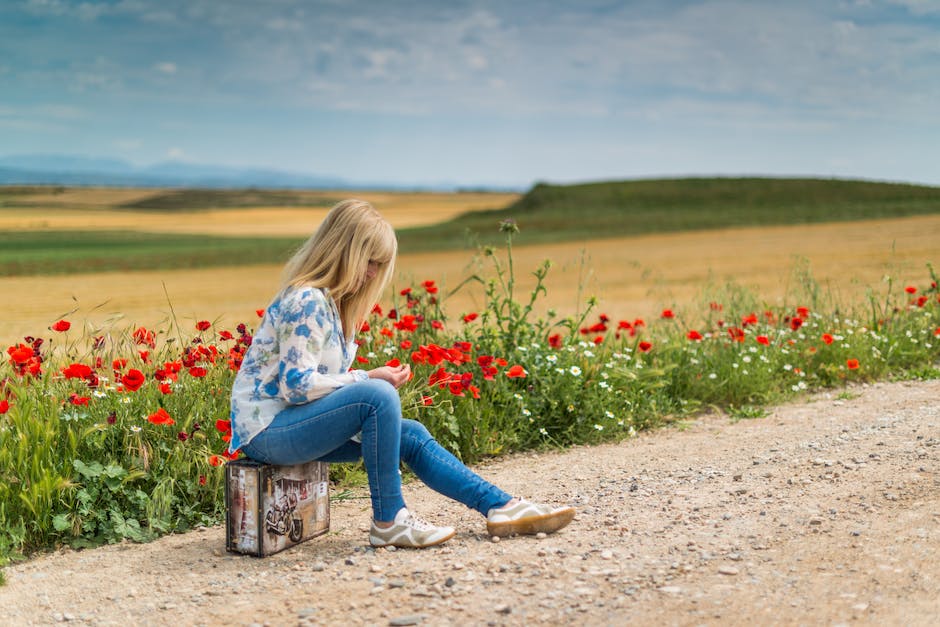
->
[355, 259, 380, 291]
[365, 260, 380, 281]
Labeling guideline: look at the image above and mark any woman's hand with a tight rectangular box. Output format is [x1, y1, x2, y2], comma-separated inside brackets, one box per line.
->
[366, 364, 412, 389]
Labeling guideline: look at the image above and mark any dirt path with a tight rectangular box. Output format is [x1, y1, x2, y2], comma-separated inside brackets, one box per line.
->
[2, 379, 938, 626]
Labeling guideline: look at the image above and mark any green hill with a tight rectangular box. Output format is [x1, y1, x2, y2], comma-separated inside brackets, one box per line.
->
[396, 177, 940, 252]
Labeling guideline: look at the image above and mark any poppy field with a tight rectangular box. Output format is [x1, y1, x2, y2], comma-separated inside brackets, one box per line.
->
[1, 221, 938, 565]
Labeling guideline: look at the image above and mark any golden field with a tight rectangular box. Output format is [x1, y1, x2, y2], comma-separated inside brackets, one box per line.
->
[1, 192, 938, 346]
[0, 188, 517, 235]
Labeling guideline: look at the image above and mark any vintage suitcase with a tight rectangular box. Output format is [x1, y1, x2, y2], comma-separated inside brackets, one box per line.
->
[224, 458, 330, 556]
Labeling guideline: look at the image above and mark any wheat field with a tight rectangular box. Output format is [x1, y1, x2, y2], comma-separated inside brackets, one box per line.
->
[2, 209, 937, 345]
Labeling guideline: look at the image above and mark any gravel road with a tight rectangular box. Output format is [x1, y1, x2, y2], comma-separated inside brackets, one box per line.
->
[2, 379, 938, 626]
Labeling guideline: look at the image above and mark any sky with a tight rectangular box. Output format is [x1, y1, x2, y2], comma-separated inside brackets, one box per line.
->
[1, 0, 939, 189]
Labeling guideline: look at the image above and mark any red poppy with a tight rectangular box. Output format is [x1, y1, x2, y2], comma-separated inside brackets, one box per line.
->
[188, 366, 207, 378]
[593, 335, 604, 345]
[846, 358, 860, 370]
[740, 313, 758, 327]
[935, 327, 940, 337]
[394, 315, 418, 332]
[796, 306, 810, 318]
[121, 369, 146, 392]
[638, 341, 652, 352]
[904, 286, 917, 294]
[218, 330, 234, 341]
[727, 327, 745, 343]
[756, 335, 770, 346]
[421, 395, 433, 406]
[462, 312, 478, 323]
[199, 475, 207, 486]
[356, 355, 369, 364]
[208, 455, 223, 467]
[0, 399, 8, 414]
[68, 393, 90, 406]
[147, 408, 175, 426]
[159, 383, 173, 395]
[385, 358, 401, 367]
[422, 280, 438, 294]
[215, 419, 232, 434]
[506, 365, 526, 378]
[400, 287, 412, 296]
[915, 295, 928, 307]
[132, 326, 156, 348]
[51, 320, 71, 332]
[8, 344, 33, 364]
[256, 309, 265, 318]
[196, 320, 211, 331]
[431, 320, 444, 330]
[822, 333, 834, 345]
[61, 363, 93, 379]
[548, 334, 562, 349]
[360, 321, 371, 333]
[790, 317, 804, 331]
[709, 302, 723, 311]
[687, 330, 703, 341]
[661, 309, 674, 319]
[427, 367, 451, 387]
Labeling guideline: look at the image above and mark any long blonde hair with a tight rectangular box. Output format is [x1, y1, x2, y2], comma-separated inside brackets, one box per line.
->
[282, 199, 397, 337]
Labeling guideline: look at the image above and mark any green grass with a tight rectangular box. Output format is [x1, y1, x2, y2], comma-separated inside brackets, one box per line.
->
[0, 230, 302, 277]
[396, 177, 940, 251]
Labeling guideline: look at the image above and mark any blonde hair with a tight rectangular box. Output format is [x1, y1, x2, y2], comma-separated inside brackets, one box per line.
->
[282, 199, 397, 337]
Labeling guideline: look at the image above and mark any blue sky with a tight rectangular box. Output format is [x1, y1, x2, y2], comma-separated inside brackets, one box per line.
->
[1, 0, 939, 188]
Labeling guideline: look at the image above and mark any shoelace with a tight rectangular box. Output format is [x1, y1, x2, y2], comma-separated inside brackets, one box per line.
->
[403, 513, 436, 531]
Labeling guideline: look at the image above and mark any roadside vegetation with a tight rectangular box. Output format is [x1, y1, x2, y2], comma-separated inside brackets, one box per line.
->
[1, 219, 938, 568]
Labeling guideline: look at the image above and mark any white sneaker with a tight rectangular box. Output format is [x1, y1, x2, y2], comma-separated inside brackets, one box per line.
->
[369, 508, 456, 548]
[486, 499, 576, 537]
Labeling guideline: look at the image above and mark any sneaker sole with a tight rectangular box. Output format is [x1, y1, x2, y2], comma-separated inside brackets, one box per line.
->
[486, 506, 576, 538]
[369, 528, 457, 549]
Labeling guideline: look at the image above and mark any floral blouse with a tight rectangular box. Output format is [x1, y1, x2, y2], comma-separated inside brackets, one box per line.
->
[228, 285, 368, 452]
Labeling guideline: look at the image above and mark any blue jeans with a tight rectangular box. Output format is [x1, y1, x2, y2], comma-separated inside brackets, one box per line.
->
[241, 379, 512, 522]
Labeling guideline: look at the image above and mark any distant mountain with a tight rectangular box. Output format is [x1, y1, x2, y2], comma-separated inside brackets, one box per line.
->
[0, 154, 478, 191]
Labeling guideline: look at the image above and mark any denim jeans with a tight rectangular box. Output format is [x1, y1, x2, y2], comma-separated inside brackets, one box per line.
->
[241, 379, 512, 522]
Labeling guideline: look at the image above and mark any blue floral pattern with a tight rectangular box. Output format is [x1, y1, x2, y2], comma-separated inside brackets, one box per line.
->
[229, 286, 367, 452]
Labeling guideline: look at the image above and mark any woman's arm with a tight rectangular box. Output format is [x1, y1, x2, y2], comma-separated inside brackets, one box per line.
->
[276, 288, 367, 404]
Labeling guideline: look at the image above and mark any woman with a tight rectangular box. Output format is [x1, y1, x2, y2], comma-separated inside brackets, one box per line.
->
[229, 199, 574, 548]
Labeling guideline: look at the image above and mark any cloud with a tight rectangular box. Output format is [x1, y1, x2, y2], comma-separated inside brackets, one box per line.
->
[888, 0, 940, 15]
[154, 62, 177, 75]
[24, 0, 108, 20]
[114, 138, 143, 151]
[37, 104, 86, 119]
[145, 0, 931, 126]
